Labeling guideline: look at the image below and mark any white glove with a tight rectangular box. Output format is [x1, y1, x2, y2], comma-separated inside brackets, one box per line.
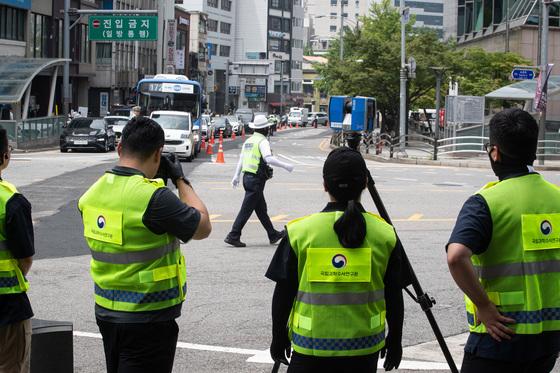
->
[231, 176, 240, 188]
[285, 164, 295, 173]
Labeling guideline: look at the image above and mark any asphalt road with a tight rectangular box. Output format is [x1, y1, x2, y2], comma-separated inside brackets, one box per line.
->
[7, 128, 560, 372]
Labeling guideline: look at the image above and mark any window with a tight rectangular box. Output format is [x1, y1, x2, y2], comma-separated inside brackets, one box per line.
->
[219, 45, 230, 57]
[275, 60, 289, 73]
[330, 25, 337, 32]
[208, 19, 218, 32]
[330, 12, 337, 19]
[270, 0, 282, 9]
[79, 24, 90, 63]
[96, 43, 112, 65]
[220, 22, 231, 34]
[221, 0, 232, 11]
[29, 13, 48, 58]
[269, 16, 282, 31]
[0, 5, 26, 42]
[208, 43, 217, 56]
[207, 0, 218, 8]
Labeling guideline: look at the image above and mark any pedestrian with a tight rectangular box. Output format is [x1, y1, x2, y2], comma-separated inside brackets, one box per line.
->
[224, 114, 294, 247]
[78, 117, 211, 373]
[447, 108, 560, 373]
[266, 147, 404, 373]
[0, 129, 34, 373]
[131, 106, 142, 118]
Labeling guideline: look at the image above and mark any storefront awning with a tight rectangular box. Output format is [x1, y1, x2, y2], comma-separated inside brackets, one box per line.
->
[485, 76, 560, 100]
[0, 57, 70, 104]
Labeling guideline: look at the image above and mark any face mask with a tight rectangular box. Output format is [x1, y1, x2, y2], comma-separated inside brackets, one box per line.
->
[488, 150, 530, 180]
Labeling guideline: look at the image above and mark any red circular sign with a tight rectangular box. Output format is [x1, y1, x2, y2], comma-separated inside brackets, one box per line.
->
[93, 19, 100, 28]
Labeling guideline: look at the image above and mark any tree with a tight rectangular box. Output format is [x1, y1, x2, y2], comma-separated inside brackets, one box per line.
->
[316, 0, 530, 133]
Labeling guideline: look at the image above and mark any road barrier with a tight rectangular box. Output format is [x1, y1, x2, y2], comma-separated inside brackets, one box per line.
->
[1, 116, 65, 150]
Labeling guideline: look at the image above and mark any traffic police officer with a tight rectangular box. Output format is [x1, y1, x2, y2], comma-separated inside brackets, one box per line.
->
[266, 147, 405, 372]
[447, 108, 560, 372]
[78, 117, 211, 373]
[0, 129, 34, 373]
[225, 114, 294, 247]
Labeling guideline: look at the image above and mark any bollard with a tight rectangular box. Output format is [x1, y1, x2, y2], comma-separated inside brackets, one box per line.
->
[31, 319, 73, 373]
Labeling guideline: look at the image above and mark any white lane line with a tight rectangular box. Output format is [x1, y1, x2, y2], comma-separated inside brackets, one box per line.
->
[277, 154, 314, 166]
[394, 177, 418, 182]
[74, 331, 456, 369]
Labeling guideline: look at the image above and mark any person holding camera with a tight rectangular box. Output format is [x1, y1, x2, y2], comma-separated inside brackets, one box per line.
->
[447, 109, 560, 372]
[266, 147, 405, 372]
[78, 117, 211, 373]
[225, 114, 294, 247]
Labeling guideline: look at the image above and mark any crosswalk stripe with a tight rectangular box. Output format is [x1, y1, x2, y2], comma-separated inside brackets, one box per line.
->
[271, 214, 289, 222]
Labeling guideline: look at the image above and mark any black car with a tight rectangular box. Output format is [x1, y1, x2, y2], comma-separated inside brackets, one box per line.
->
[210, 117, 233, 138]
[60, 117, 116, 152]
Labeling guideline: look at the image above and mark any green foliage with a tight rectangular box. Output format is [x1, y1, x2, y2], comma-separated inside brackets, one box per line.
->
[317, 0, 531, 132]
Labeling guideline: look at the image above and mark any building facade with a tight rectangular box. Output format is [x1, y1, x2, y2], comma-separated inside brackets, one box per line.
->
[302, 55, 329, 112]
[179, 0, 236, 114]
[392, 0, 444, 37]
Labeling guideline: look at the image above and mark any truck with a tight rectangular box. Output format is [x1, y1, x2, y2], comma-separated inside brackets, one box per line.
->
[288, 107, 309, 127]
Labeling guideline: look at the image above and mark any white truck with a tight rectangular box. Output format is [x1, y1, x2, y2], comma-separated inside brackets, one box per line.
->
[288, 107, 309, 127]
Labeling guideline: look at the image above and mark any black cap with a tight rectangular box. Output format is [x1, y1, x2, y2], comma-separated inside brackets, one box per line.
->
[323, 147, 368, 201]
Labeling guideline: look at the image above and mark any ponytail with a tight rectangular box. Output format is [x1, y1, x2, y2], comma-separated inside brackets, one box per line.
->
[333, 200, 366, 248]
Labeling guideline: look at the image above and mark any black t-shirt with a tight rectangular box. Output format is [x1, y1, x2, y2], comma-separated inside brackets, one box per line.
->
[94, 166, 201, 323]
[0, 193, 35, 326]
[448, 172, 560, 362]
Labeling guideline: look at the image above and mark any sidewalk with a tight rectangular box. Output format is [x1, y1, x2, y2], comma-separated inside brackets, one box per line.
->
[364, 147, 560, 171]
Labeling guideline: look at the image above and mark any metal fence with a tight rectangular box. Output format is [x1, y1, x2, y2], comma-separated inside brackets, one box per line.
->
[16, 116, 65, 150]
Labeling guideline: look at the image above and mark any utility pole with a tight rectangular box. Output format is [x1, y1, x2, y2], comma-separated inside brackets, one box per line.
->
[505, 0, 510, 52]
[399, 0, 408, 153]
[538, 0, 550, 165]
[225, 60, 230, 114]
[339, 0, 344, 61]
[431, 67, 445, 161]
[280, 60, 284, 116]
[63, 0, 70, 117]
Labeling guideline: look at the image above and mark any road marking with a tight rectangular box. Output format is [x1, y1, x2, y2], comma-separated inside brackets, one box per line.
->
[206, 217, 457, 224]
[209, 214, 222, 221]
[407, 213, 424, 221]
[277, 154, 314, 166]
[394, 177, 418, 182]
[318, 138, 331, 152]
[73, 330, 457, 370]
[271, 214, 289, 222]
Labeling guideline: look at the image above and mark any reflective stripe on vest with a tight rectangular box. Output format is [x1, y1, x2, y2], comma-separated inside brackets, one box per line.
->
[287, 211, 396, 357]
[241, 133, 265, 174]
[90, 239, 179, 264]
[95, 283, 187, 304]
[473, 259, 560, 279]
[467, 174, 560, 334]
[297, 290, 384, 305]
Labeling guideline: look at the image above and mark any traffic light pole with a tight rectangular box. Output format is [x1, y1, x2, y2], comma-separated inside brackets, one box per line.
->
[399, 0, 408, 154]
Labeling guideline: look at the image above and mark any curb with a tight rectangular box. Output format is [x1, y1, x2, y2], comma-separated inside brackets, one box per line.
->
[329, 144, 560, 171]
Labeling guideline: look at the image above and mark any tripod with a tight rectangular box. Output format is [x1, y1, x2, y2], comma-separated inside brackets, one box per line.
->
[347, 132, 458, 372]
[271, 132, 458, 373]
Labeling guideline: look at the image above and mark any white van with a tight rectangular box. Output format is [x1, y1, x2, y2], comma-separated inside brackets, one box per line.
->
[288, 108, 309, 126]
[150, 111, 195, 161]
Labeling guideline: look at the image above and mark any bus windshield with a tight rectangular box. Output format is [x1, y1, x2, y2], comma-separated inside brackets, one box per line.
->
[138, 81, 200, 119]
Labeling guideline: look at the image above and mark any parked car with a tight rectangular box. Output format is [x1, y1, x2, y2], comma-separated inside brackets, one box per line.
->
[235, 108, 254, 125]
[210, 117, 233, 138]
[309, 112, 329, 127]
[288, 108, 309, 127]
[60, 117, 116, 153]
[226, 115, 243, 135]
[150, 111, 195, 162]
[111, 105, 135, 118]
[103, 116, 130, 143]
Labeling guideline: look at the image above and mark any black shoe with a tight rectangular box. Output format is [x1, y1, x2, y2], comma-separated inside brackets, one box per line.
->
[269, 230, 286, 244]
[224, 237, 246, 247]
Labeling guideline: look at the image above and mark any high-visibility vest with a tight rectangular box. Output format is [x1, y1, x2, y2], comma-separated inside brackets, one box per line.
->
[287, 211, 396, 357]
[0, 180, 29, 295]
[466, 174, 560, 334]
[78, 173, 186, 312]
[241, 132, 266, 174]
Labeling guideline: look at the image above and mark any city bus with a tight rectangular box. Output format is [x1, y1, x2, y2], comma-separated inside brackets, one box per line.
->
[136, 74, 204, 124]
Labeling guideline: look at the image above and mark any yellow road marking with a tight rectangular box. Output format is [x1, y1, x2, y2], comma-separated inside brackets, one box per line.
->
[407, 213, 424, 221]
[209, 214, 222, 221]
[271, 214, 289, 222]
[319, 138, 331, 152]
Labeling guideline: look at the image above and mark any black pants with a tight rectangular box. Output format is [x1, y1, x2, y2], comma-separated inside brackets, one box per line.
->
[96, 319, 179, 373]
[461, 352, 558, 373]
[228, 173, 277, 240]
[287, 351, 379, 373]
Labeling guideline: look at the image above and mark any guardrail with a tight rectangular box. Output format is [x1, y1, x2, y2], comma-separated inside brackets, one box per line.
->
[16, 116, 65, 150]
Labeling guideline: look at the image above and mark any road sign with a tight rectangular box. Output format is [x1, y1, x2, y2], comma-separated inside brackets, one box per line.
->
[511, 68, 535, 80]
[88, 16, 157, 41]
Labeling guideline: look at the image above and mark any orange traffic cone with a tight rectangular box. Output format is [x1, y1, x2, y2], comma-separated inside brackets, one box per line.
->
[242, 126, 246, 140]
[210, 129, 215, 145]
[232, 130, 236, 140]
[206, 141, 214, 155]
[296, 122, 299, 128]
[215, 141, 225, 163]
[201, 136, 207, 151]
[219, 131, 224, 144]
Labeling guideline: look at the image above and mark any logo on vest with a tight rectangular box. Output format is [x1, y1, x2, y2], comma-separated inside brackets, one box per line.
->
[332, 254, 347, 269]
[541, 220, 552, 235]
[97, 215, 106, 229]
